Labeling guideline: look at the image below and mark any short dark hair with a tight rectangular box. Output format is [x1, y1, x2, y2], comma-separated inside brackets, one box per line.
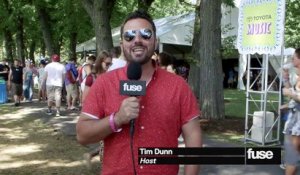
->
[158, 52, 174, 67]
[14, 59, 21, 63]
[110, 47, 121, 58]
[87, 55, 96, 62]
[120, 9, 156, 39]
[68, 57, 76, 62]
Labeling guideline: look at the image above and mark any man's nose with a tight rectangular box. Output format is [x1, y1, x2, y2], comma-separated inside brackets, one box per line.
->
[133, 32, 143, 43]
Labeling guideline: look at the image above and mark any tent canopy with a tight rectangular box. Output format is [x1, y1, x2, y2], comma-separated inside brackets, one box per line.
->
[76, 13, 195, 53]
[76, 5, 239, 57]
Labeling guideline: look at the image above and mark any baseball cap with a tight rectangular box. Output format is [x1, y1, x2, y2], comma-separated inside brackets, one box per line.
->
[40, 60, 46, 65]
[51, 54, 60, 62]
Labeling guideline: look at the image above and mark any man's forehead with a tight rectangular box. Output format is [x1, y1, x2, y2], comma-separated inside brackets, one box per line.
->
[123, 18, 153, 31]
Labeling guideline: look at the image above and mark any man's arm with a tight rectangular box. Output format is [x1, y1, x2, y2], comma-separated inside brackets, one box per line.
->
[7, 68, 12, 89]
[84, 65, 92, 76]
[22, 69, 26, 84]
[77, 97, 140, 145]
[43, 71, 48, 85]
[182, 117, 202, 175]
[76, 114, 113, 145]
[62, 72, 65, 86]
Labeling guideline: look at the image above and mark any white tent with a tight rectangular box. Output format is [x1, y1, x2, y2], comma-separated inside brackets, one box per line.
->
[76, 13, 195, 53]
[76, 5, 239, 53]
[237, 48, 295, 90]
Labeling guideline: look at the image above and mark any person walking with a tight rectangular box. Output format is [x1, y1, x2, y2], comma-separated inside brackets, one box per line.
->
[65, 58, 78, 110]
[8, 59, 23, 106]
[44, 54, 66, 117]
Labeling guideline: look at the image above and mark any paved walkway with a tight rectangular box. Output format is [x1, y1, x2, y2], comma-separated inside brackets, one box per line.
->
[6, 100, 289, 175]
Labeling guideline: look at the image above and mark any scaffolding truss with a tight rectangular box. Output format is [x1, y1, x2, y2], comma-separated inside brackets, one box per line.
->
[244, 54, 283, 146]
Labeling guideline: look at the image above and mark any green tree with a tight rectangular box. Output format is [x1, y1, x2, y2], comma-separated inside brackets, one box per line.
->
[58, 0, 93, 60]
[81, 0, 116, 54]
[138, 0, 155, 11]
[189, 0, 224, 119]
[285, 0, 300, 48]
[149, 0, 194, 19]
[111, 0, 136, 28]
[0, 0, 15, 61]
[34, 0, 61, 56]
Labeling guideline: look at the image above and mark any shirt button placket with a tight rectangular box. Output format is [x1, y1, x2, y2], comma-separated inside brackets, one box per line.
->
[140, 105, 145, 131]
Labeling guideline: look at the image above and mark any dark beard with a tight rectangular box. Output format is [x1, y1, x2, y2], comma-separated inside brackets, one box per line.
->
[137, 56, 151, 65]
[123, 52, 151, 65]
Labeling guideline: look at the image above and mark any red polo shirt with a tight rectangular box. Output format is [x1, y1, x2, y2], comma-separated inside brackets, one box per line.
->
[82, 66, 200, 175]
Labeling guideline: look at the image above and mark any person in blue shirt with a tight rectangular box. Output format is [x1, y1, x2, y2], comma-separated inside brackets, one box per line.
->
[65, 58, 79, 110]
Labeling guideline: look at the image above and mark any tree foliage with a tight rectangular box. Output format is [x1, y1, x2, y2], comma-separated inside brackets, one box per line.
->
[285, 0, 300, 48]
[0, 0, 236, 63]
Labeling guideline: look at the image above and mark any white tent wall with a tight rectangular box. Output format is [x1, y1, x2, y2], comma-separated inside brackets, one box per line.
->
[237, 48, 295, 91]
[76, 5, 240, 57]
[237, 54, 247, 90]
[270, 48, 295, 75]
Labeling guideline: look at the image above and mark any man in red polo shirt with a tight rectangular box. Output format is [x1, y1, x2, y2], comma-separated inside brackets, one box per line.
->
[77, 10, 202, 175]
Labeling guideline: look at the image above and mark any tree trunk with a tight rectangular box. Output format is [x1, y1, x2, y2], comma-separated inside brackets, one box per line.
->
[29, 41, 35, 64]
[138, 0, 155, 11]
[69, 32, 77, 60]
[3, 28, 14, 61]
[81, 0, 115, 54]
[40, 41, 46, 58]
[67, 0, 78, 60]
[188, 0, 201, 97]
[193, 0, 224, 120]
[16, 14, 25, 63]
[2, 0, 14, 61]
[37, 7, 56, 56]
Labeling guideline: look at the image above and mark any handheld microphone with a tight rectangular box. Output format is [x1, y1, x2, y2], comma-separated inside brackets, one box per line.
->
[120, 62, 146, 136]
[120, 62, 146, 175]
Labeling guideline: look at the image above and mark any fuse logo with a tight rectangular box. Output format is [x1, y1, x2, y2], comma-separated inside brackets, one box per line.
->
[247, 148, 273, 159]
[120, 80, 146, 96]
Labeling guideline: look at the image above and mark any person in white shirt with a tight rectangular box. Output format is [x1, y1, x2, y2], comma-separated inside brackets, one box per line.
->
[108, 46, 127, 72]
[44, 54, 66, 116]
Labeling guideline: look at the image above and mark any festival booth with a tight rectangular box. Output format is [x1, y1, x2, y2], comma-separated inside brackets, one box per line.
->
[237, 0, 286, 145]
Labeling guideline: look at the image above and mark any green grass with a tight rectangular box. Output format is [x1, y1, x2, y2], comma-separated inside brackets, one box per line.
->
[224, 89, 281, 119]
[0, 103, 19, 115]
[206, 89, 282, 145]
[224, 89, 246, 118]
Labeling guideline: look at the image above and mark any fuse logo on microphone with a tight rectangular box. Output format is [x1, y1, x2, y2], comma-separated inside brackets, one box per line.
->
[123, 83, 143, 92]
[120, 80, 146, 96]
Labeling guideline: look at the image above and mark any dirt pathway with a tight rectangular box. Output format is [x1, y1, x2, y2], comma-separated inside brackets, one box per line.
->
[0, 101, 100, 175]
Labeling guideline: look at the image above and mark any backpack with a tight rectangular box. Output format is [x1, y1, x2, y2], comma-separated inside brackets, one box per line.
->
[66, 68, 76, 84]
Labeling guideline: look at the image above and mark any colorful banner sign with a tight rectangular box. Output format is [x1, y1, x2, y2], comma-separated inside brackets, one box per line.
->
[237, 0, 285, 54]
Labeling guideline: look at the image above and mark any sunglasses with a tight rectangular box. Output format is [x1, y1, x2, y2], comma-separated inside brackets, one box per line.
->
[123, 28, 153, 42]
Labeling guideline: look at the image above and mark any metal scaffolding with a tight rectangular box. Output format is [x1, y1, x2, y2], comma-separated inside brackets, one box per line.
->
[244, 54, 283, 146]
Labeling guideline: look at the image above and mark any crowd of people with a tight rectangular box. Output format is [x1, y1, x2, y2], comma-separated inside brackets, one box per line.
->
[0, 11, 196, 175]
[2, 9, 299, 175]
[0, 50, 190, 112]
